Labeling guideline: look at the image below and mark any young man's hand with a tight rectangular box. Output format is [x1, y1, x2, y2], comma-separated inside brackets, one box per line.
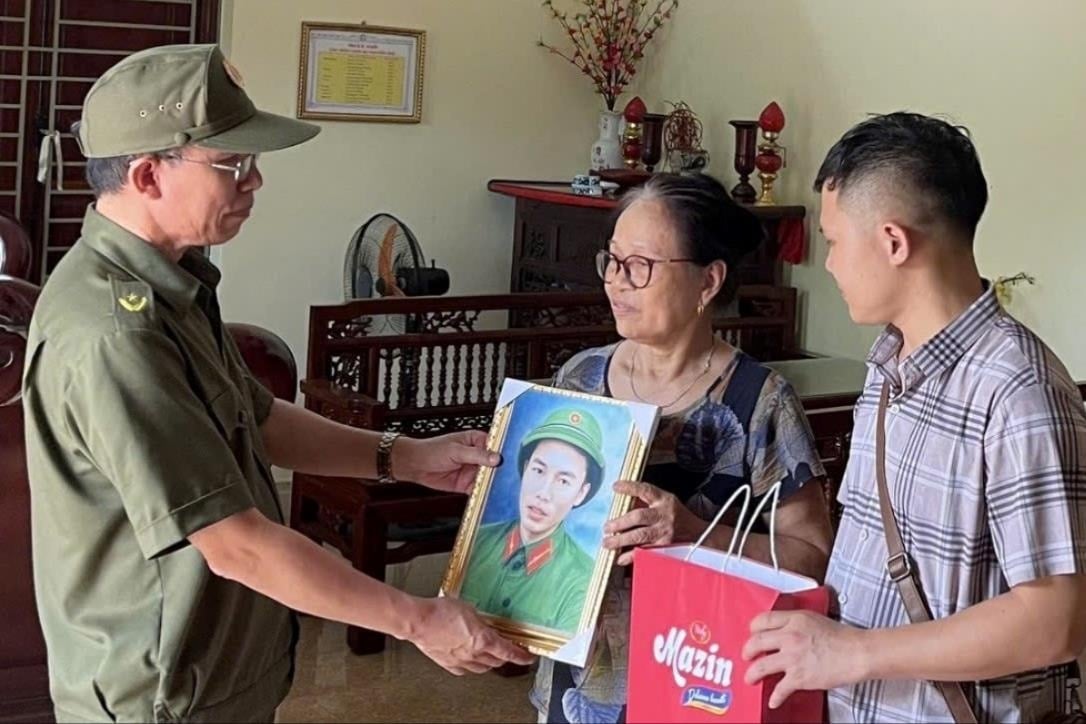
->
[742, 609, 869, 708]
[405, 597, 535, 675]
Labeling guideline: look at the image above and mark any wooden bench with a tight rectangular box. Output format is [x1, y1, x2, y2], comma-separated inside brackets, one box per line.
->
[292, 287, 812, 654]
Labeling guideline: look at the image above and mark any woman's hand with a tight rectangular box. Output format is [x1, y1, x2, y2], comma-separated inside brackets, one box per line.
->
[603, 480, 705, 565]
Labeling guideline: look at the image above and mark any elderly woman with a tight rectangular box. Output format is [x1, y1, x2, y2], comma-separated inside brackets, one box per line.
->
[531, 173, 834, 724]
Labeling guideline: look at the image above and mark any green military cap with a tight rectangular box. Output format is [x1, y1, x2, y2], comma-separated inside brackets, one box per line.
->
[74, 44, 319, 158]
[518, 407, 606, 505]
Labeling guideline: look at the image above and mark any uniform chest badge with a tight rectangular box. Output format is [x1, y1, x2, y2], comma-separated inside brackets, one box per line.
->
[118, 292, 148, 313]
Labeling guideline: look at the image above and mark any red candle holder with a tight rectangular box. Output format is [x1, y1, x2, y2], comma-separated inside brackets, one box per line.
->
[729, 119, 758, 203]
[641, 113, 666, 172]
[622, 96, 647, 169]
[755, 102, 786, 206]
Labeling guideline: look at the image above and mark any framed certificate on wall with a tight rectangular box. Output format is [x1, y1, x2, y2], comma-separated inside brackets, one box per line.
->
[297, 21, 426, 123]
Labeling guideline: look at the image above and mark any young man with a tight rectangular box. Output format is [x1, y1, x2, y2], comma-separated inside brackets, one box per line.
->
[743, 112, 1086, 721]
[23, 44, 531, 723]
[460, 408, 604, 633]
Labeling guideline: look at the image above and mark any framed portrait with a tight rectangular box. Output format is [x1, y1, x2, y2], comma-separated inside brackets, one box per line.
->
[441, 379, 660, 667]
[297, 21, 426, 123]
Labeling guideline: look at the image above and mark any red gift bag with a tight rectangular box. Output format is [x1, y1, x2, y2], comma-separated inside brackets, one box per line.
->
[627, 485, 828, 723]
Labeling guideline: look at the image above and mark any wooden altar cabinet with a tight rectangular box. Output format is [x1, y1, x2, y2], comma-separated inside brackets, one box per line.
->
[488, 180, 806, 294]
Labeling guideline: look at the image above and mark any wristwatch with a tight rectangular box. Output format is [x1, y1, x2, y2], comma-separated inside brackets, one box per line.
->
[376, 430, 401, 484]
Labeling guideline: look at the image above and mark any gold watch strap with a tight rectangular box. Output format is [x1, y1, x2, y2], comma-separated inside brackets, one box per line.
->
[376, 430, 401, 484]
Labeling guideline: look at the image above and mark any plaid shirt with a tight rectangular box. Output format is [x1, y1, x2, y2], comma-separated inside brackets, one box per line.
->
[826, 285, 1086, 723]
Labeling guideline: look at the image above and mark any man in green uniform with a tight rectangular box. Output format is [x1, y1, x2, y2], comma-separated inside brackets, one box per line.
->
[22, 44, 530, 724]
[460, 408, 605, 634]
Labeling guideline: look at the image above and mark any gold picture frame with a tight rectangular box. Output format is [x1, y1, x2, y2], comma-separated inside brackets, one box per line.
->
[297, 21, 426, 123]
[441, 379, 659, 667]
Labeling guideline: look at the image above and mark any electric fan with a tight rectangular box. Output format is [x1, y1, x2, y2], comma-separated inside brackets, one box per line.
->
[343, 213, 450, 334]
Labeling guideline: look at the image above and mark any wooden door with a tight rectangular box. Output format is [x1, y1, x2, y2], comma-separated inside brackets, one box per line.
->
[0, 0, 220, 284]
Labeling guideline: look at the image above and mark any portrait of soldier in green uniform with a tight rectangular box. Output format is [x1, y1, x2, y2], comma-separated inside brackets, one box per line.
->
[460, 407, 606, 634]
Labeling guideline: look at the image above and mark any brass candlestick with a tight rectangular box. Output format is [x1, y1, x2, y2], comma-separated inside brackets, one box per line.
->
[754, 102, 786, 206]
[755, 132, 783, 206]
[623, 121, 643, 168]
[622, 96, 647, 169]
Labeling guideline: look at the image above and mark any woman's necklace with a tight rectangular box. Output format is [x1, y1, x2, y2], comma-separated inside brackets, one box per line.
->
[628, 339, 717, 410]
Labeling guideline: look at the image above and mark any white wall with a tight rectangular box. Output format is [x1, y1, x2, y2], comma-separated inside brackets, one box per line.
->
[217, 0, 601, 370]
[634, 0, 1086, 374]
[220, 0, 1086, 378]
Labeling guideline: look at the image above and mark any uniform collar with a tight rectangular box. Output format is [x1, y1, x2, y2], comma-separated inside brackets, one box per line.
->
[79, 204, 221, 315]
[503, 526, 557, 576]
[868, 280, 1000, 393]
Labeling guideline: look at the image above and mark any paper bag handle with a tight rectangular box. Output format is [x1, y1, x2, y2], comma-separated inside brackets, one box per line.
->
[682, 481, 784, 572]
[683, 484, 751, 563]
[732, 481, 782, 572]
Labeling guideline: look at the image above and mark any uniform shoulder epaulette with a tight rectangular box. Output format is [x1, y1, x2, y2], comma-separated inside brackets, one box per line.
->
[108, 276, 157, 330]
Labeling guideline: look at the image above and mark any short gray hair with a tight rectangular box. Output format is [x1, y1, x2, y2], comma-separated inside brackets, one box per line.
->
[615, 172, 762, 309]
[84, 150, 179, 197]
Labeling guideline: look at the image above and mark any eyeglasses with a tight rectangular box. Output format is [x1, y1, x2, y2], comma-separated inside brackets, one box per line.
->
[162, 153, 259, 183]
[595, 249, 698, 289]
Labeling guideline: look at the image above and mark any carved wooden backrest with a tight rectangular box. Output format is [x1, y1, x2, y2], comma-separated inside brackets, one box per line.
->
[305, 287, 799, 437]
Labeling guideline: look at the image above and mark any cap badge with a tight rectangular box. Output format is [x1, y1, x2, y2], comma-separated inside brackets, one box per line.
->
[222, 57, 245, 88]
[569, 412, 582, 426]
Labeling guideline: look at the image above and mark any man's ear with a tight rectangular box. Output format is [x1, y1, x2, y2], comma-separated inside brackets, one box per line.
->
[882, 220, 912, 268]
[128, 155, 165, 199]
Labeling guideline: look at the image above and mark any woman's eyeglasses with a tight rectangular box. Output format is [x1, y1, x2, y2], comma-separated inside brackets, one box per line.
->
[595, 249, 698, 289]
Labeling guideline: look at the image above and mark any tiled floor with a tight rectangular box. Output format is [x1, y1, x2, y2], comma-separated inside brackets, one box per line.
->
[277, 552, 538, 723]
